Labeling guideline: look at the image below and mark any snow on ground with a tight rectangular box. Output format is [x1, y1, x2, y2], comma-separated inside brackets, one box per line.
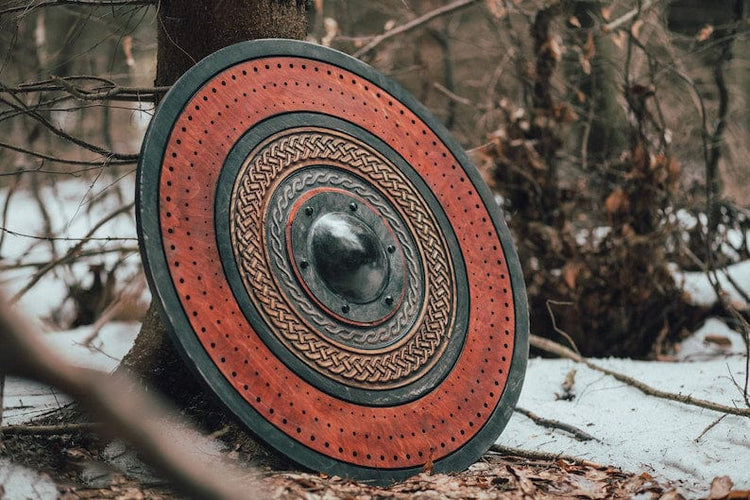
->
[676, 259, 750, 307]
[503, 320, 749, 496]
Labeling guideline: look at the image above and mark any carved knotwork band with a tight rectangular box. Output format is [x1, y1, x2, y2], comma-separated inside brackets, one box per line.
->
[230, 128, 456, 389]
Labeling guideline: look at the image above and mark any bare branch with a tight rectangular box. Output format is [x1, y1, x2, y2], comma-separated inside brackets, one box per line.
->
[0, 0, 153, 16]
[353, 0, 480, 58]
[0, 141, 134, 166]
[0, 246, 139, 271]
[602, 0, 665, 32]
[2, 76, 168, 103]
[0, 95, 139, 162]
[10, 202, 135, 304]
[0, 422, 101, 435]
[488, 444, 588, 465]
[530, 334, 750, 418]
[514, 406, 598, 442]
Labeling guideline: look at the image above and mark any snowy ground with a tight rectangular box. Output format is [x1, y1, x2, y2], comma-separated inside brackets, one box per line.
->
[1, 179, 749, 498]
[503, 316, 750, 495]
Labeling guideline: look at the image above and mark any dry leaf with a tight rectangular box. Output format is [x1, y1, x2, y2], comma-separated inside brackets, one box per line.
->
[485, 0, 507, 19]
[580, 55, 591, 75]
[605, 188, 630, 216]
[562, 368, 576, 393]
[710, 476, 734, 499]
[569, 16, 582, 28]
[601, 6, 611, 21]
[563, 262, 580, 290]
[696, 24, 714, 42]
[704, 334, 732, 347]
[583, 30, 596, 59]
[321, 17, 338, 47]
[611, 30, 627, 49]
[660, 489, 687, 500]
[122, 35, 135, 68]
[631, 19, 644, 38]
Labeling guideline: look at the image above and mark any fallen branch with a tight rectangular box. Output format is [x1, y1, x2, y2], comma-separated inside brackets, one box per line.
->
[0, 422, 101, 436]
[353, 0, 479, 58]
[530, 334, 750, 418]
[488, 444, 590, 466]
[515, 406, 598, 442]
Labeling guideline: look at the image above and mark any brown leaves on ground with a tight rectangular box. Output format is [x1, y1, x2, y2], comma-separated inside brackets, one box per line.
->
[265, 454, 673, 500]
[709, 476, 750, 500]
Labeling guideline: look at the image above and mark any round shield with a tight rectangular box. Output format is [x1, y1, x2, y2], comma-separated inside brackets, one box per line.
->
[137, 39, 528, 483]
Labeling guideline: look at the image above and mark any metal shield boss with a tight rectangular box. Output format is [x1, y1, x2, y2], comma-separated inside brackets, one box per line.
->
[137, 39, 528, 482]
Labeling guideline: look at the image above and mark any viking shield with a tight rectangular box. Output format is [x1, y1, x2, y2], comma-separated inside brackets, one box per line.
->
[137, 39, 528, 483]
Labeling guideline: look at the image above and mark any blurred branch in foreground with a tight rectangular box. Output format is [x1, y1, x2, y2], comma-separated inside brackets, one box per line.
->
[0, 292, 260, 500]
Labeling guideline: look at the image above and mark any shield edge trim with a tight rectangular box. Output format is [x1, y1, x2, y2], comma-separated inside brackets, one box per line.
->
[136, 38, 529, 483]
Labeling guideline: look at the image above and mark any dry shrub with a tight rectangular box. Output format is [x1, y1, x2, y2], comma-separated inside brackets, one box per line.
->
[477, 4, 708, 357]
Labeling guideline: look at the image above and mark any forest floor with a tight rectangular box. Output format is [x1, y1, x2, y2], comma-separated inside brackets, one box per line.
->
[0, 428, 682, 500]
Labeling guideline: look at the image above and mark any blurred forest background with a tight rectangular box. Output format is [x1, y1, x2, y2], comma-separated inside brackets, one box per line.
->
[0, 0, 748, 359]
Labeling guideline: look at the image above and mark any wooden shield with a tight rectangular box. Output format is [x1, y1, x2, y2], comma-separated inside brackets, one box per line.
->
[137, 39, 528, 483]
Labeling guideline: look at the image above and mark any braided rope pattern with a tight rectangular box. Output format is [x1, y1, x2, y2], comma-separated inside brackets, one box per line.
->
[231, 130, 455, 387]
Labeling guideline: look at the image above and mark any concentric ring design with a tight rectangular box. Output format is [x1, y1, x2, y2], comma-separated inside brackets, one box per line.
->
[230, 127, 456, 389]
[137, 39, 529, 483]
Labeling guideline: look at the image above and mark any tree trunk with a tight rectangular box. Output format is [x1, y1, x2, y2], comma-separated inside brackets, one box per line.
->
[564, 0, 627, 165]
[119, 0, 306, 462]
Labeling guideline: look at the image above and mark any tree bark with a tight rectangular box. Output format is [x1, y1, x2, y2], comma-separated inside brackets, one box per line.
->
[119, 0, 306, 460]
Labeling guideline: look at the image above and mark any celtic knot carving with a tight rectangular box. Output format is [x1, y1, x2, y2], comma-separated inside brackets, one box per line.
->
[230, 128, 455, 388]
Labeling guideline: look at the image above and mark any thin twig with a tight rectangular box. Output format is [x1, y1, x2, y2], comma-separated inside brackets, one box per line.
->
[0, 372, 4, 429]
[0, 171, 21, 255]
[488, 444, 589, 465]
[10, 202, 135, 304]
[0, 0, 153, 16]
[602, 0, 663, 32]
[0, 95, 138, 162]
[515, 406, 598, 442]
[433, 82, 473, 107]
[353, 0, 480, 58]
[0, 227, 136, 242]
[0, 422, 101, 436]
[0, 246, 139, 271]
[1, 76, 168, 103]
[694, 414, 728, 442]
[545, 300, 580, 355]
[530, 334, 750, 418]
[0, 140, 134, 165]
